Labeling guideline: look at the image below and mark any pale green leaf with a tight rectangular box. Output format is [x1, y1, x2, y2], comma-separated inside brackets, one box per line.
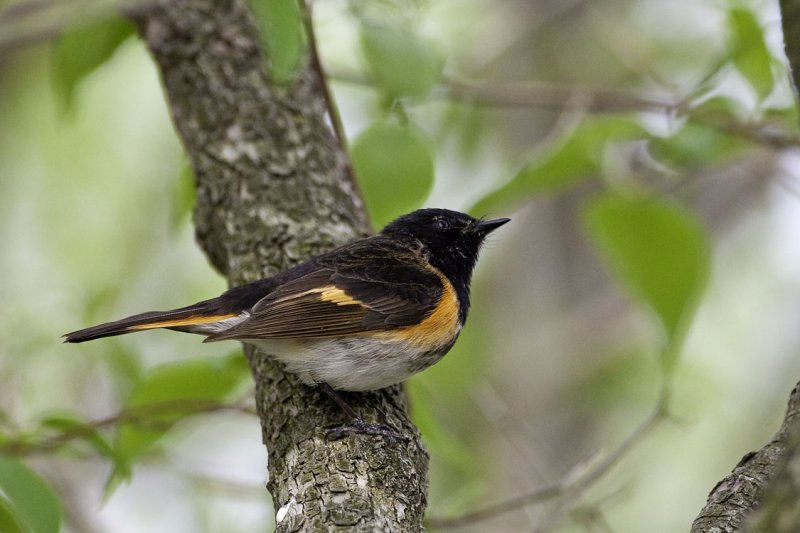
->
[472, 116, 646, 214]
[0, 457, 62, 533]
[648, 120, 747, 169]
[352, 121, 434, 226]
[583, 195, 710, 370]
[0, 496, 24, 533]
[39, 414, 118, 463]
[108, 354, 248, 492]
[52, 16, 135, 111]
[361, 24, 443, 99]
[728, 7, 774, 100]
[249, 0, 305, 84]
[170, 163, 196, 231]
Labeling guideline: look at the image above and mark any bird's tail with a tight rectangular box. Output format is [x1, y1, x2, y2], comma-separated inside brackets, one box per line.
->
[63, 301, 240, 343]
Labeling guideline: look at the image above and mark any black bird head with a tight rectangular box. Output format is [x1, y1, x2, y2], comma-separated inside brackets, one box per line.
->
[381, 209, 510, 315]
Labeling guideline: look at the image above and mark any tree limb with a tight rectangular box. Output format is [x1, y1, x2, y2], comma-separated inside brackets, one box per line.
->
[743, 402, 800, 531]
[691, 382, 800, 532]
[132, 1, 429, 530]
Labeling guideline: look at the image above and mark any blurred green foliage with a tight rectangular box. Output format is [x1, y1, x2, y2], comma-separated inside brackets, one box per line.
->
[472, 116, 647, 213]
[249, 0, 305, 84]
[109, 353, 250, 493]
[0, 457, 62, 533]
[351, 121, 435, 226]
[727, 5, 775, 101]
[360, 23, 444, 100]
[1, 0, 798, 530]
[583, 194, 711, 371]
[52, 17, 135, 112]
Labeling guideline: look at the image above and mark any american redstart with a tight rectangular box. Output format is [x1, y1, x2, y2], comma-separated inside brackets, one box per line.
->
[65, 208, 509, 437]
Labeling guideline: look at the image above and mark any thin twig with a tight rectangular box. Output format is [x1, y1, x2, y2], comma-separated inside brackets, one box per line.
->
[299, 0, 368, 217]
[329, 70, 800, 150]
[300, 0, 346, 150]
[0, 0, 156, 56]
[443, 79, 799, 148]
[443, 77, 680, 113]
[425, 383, 671, 529]
[0, 399, 257, 456]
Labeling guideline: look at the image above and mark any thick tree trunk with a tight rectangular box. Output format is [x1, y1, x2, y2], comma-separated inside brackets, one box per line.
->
[132, 1, 429, 530]
[781, 0, 800, 93]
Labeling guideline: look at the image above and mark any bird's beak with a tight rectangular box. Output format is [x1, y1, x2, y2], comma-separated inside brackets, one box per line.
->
[473, 217, 510, 234]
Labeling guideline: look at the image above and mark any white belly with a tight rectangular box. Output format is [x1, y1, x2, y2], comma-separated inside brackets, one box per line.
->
[244, 336, 449, 391]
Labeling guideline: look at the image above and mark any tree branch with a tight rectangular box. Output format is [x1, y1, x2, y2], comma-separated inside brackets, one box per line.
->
[744, 406, 800, 530]
[691, 382, 800, 532]
[330, 71, 800, 149]
[131, 1, 429, 530]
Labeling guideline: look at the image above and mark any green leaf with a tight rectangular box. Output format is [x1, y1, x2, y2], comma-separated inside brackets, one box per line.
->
[472, 116, 646, 214]
[170, 163, 196, 231]
[39, 414, 118, 463]
[52, 16, 136, 111]
[360, 24, 443, 99]
[0, 457, 62, 533]
[108, 354, 248, 492]
[0, 496, 25, 533]
[407, 379, 480, 476]
[583, 195, 710, 370]
[437, 102, 487, 162]
[572, 348, 659, 411]
[352, 121, 434, 226]
[249, 0, 305, 84]
[727, 6, 774, 101]
[648, 120, 747, 169]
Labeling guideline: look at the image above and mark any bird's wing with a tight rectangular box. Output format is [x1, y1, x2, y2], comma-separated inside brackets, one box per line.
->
[205, 247, 442, 341]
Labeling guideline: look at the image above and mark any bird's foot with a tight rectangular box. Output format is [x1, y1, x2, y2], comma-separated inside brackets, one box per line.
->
[325, 417, 404, 442]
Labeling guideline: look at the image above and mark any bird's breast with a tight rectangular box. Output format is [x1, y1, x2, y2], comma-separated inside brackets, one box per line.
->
[373, 269, 462, 349]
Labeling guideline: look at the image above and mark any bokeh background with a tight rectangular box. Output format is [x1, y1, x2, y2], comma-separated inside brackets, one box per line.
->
[2, 0, 800, 531]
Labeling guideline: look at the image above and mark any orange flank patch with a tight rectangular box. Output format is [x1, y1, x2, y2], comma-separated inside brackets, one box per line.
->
[377, 271, 460, 348]
[127, 314, 238, 331]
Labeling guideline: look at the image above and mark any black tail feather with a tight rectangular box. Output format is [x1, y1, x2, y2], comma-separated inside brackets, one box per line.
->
[63, 302, 217, 343]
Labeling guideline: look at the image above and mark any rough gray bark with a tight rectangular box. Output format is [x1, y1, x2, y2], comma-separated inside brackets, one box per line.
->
[744, 407, 800, 531]
[781, 0, 800, 93]
[131, 1, 429, 530]
[691, 383, 800, 532]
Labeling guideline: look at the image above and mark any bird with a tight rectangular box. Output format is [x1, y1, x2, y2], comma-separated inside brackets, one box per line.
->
[64, 208, 509, 437]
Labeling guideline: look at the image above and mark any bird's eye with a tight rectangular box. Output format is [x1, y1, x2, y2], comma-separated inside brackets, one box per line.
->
[432, 219, 450, 231]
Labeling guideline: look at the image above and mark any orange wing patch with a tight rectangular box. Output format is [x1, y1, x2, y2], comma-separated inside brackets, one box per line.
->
[272, 286, 362, 307]
[127, 313, 239, 331]
[319, 286, 362, 306]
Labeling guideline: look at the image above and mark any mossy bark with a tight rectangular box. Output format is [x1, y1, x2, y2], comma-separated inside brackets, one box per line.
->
[132, 1, 429, 530]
